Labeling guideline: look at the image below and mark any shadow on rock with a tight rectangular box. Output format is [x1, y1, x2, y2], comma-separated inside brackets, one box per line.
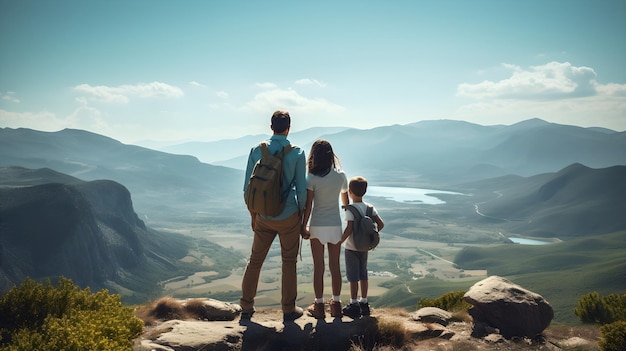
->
[239, 319, 315, 351]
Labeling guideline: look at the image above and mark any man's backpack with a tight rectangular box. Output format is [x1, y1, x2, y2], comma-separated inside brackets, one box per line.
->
[245, 142, 293, 216]
[345, 204, 380, 251]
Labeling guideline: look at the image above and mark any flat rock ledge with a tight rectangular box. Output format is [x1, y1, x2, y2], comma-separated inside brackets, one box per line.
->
[133, 307, 593, 351]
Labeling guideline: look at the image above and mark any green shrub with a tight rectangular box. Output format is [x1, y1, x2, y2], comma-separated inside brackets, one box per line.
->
[598, 321, 626, 351]
[418, 290, 471, 312]
[575, 292, 626, 351]
[574, 292, 626, 325]
[0, 277, 143, 351]
[602, 294, 626, 322]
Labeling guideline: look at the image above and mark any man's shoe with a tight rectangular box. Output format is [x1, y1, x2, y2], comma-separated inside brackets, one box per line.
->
[283, 306, 304, 321]
[329, 298, 342, 318]
[240, 308, 255, 321]
[342, 303, 361, 319]
[307, 302, 325, 319]
[359, 302, 371, 316]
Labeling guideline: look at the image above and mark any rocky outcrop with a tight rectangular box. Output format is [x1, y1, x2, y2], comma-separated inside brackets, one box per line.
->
[463, 275, 554, 338]
[137, 307, 465, 351]
[134, 289, 588, 351]
[410, 307, 453, 326]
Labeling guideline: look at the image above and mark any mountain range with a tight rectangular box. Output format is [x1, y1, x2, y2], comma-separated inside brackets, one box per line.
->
[151, 118, 626, 187]
[2, 120, 625, 235]
[1, 119, 624, 306]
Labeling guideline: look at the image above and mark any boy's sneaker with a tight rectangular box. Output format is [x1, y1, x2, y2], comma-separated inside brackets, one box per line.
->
[283, 306, 304, 322]
[359, 302, 371, 316]
[342, 303, 361, 319]
[240, 308, 255, 321]
[329, 298, 342, 318]
[307, 302, 325, 319]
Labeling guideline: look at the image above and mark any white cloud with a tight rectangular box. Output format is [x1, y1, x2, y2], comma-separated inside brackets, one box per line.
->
[243, 88, 344, 115]
[216, 91, 229, 99]
[74, 82, 184, 103]
[0, 109, 66, 131]
[596, 83, 626, 97]
[189, 81, 206, 88]
[458, 62, 598, 100]
[256, 82, 277, 89]
[0, 97, 118, 135]
[1, 91, 20, 103]
[68, 97, 112, 133]
[295, 78, 327, 87]
[454, 62, 626, 131]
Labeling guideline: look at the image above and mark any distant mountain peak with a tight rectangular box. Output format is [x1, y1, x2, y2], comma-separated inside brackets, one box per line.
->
[510, 118, 550, 128]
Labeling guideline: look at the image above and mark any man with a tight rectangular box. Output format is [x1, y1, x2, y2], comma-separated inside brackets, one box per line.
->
[240, 110, 307, 322]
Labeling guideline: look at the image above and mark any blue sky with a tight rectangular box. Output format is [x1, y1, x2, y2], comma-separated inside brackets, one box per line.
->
[1, 0, 625, 144]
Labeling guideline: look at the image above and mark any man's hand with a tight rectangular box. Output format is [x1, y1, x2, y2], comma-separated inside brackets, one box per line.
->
[301, 225, 311, 240]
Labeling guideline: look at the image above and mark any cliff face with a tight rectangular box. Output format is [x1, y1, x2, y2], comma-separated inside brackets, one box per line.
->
[0, 168, 149, 294]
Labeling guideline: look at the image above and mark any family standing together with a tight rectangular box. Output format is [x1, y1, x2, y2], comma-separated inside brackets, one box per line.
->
[240, 110, 384, 322]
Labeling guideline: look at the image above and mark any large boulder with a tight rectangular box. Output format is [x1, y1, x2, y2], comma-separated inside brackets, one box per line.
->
[463, 276, 553, 338]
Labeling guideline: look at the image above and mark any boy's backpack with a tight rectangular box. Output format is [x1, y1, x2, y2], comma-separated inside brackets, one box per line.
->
[245, 142, 293, 216]
[345, 204, 380, 251]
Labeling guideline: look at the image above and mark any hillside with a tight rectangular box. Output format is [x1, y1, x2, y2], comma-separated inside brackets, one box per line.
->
[0, 127, 244, 223]
[453, 230, 626, 323]
[0, 167, 244, 303]
[461, 163, 626, 238]
[372, 231, 626, 325]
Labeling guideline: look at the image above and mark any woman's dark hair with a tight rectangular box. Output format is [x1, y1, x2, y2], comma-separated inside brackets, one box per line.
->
[307, 139, 341, 176]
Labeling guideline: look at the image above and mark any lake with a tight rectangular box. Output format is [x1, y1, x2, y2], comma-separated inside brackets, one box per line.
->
[366, 186, 463, 205]
[508, 237, 552, 245]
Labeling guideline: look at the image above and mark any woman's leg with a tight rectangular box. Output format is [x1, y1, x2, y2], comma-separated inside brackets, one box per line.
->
[328, 242, 342, 297]
[310, 238, 326, 299]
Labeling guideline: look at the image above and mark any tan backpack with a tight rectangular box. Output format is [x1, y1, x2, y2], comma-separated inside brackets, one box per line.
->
[245, 142, 293, 216]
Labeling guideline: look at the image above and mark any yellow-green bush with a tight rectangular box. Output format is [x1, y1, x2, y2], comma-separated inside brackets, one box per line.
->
[574, 292, 626, 325]
[0, 277, 143, 351]
[418, 290, 471, 312]
[598, 321, 626, 351]
[574, 292, 626, 351]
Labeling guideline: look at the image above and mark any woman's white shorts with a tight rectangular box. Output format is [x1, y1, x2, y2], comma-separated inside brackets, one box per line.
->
[308, 225, 342, 245]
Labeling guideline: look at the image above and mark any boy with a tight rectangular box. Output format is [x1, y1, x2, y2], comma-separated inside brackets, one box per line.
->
[340, 176, 384, 319]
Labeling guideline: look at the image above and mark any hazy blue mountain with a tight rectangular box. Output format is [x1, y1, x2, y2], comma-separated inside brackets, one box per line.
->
[0, 127, 244, 221]
[315, 118, 626, 185]
[166, 119, 625, 186]
[159, 126, 349, 164]
[461, 163, 626, 238]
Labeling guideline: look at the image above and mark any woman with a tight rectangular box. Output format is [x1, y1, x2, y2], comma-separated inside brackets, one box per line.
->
[301, 139, 349, 319]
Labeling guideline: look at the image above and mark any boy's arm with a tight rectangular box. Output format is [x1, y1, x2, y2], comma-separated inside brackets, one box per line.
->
[340, 221, 353, 243]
